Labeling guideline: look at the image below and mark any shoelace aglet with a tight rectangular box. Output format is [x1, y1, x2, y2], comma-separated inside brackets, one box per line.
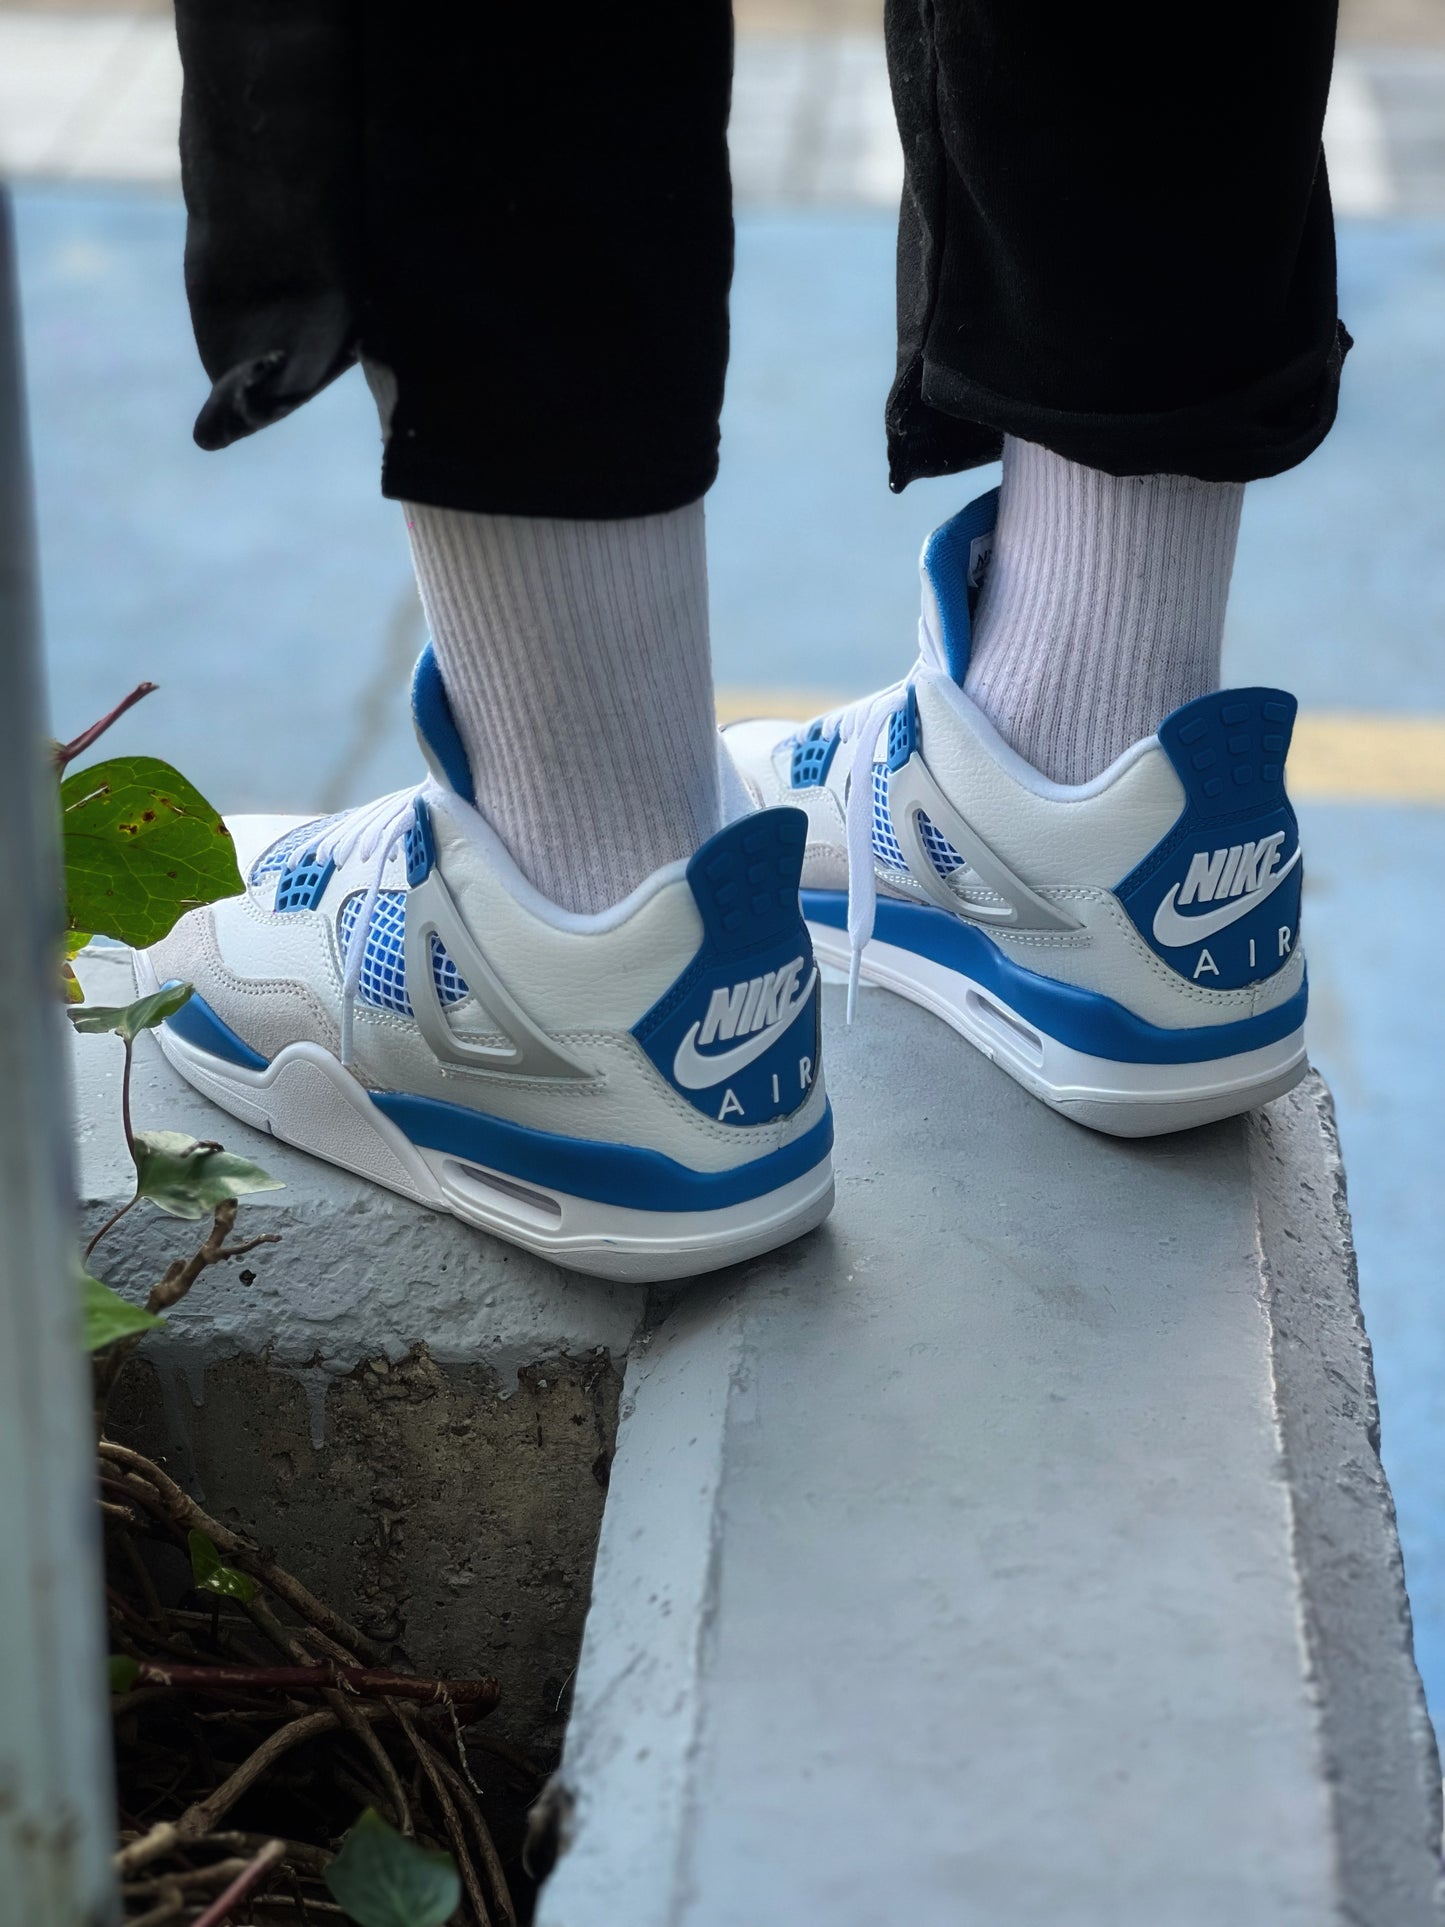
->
[846, 945, 862, 1026]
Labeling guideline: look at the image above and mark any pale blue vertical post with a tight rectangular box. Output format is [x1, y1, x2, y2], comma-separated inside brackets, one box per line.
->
[0, 186, 117, 1924]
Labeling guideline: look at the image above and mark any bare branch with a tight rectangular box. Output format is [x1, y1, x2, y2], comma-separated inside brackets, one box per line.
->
[126, 1659, 498, 1710]
[190, 1837, 286, 1927]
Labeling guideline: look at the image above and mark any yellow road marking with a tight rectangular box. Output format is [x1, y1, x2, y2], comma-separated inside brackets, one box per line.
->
[714, 693, 1445, 807]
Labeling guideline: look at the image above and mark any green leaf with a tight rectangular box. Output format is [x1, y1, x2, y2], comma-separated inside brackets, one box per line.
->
[68, 980, 194, 1042]
[81, 1271, 164, 1352]
[326, 1809, 461, 1927]
[109, 1655, 140, 1695]
[61, 755, 243, 948]
[187, 1529, 256, 1603]
[65, 930, 92, 959]
[133, 1130, 283, 1220]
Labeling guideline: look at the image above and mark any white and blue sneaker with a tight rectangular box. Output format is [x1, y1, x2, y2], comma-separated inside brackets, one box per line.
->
[725, 490, 1308, 1138]
[134, 648, 833, 1281]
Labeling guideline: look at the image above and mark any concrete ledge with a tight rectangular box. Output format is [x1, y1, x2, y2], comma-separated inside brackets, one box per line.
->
[539, 992, 1443, 1927]
[1253, 1083, 1445, 1923]
[72, 954, 1443, 1918]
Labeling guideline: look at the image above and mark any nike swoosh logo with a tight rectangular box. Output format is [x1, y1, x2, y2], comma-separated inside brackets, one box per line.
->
[672, 969, 818, 1091]
[1151, 845, 1302, 947]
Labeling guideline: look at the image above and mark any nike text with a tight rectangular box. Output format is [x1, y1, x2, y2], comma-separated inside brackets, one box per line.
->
[699, 958, 806, 1047]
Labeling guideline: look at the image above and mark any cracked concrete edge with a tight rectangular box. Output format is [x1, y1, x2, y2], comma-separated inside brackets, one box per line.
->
[535, 1285, 746, 1927]
[1250, 1073, 1445, 1927]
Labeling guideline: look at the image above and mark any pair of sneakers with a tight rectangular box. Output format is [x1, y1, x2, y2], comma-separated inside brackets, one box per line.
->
[140, 492, 1307, 1282]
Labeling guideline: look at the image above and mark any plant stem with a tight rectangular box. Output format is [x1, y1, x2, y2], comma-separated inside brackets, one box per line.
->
[85, 1192, 137, 1263]
[125, 1659, 498, 1708]
[189, 1837, 286, 1927]
[121, 1035, 137, 1164]
[56, 680, 157, 771]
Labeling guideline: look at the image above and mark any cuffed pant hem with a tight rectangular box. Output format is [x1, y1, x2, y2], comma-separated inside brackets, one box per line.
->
[887, 321, 1352, 490]
[379, 442, 719, 522]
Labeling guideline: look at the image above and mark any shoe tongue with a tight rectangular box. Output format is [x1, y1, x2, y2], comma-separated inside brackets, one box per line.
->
[919, 487, 1000, 682]
[410, 643, 477, 805]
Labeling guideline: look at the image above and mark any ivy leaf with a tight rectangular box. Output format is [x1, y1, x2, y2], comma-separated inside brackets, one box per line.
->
[65, 930, 91, 959]
[109, 1655, 140, 1695]
[132, 1130, 282, 1220]
[81, 1271, 164, 1352]
[326, 1808, 461, 1927]
[61, 755, 243, 948]
[68, 980, 194, 1042]
[187, 1529, 256, 1603]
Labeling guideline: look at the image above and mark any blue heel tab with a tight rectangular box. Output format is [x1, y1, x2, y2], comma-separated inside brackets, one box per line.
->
[685, 807, 809, 957]
[920, 487, 1000, 682]
[1116, 688, 1303, 992]
[634, 808, 820, 1128]
[411, 644, 477, 805]
[1155, 687, 1297, 820]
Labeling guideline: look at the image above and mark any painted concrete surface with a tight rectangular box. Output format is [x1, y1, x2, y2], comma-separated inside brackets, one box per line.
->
[16, 197, 1445, 767]
[540, 999, 1441, 1927]
[16, 184, 1445, 1738]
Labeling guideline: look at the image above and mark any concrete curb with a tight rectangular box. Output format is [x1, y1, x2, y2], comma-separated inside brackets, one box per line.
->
[1252, 1081, 1444, 1924]
[539, 995, 1444, 1927]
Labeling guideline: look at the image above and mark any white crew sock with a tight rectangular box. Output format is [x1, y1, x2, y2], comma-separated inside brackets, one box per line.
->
[963, 438, 1244, 786]
[404, 501, 721, 914]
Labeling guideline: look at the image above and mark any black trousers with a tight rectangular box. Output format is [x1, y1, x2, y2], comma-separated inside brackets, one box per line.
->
[176, 1, 1346, 518]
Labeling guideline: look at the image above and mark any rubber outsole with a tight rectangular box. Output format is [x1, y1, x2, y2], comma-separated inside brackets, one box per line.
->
[808, 923, 1307, 1137]
[134, 959, 834, 1284]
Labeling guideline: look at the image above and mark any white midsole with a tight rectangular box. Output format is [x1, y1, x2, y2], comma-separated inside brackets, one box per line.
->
[808, 923, 1307, 1138]
[135, 957, 833, 1283]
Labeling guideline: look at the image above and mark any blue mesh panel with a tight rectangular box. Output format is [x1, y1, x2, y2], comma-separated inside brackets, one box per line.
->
[273, 853, 335, 913]
[918, 812, 964, 876]
[405, 799, 436, 886]
[870, 765, 906, 870]
[430, 932, 468, 1004]
[885, 688, 920, 772]
[869, 774, 964, 878]
[337, 892, 470, 1015]
[789, 724, 838, 789]
[250, 816, 338, 885]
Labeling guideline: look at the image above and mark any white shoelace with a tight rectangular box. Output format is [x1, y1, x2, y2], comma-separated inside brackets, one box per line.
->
[311, 785, 422, 1065]
[801, 618, 951, 1023]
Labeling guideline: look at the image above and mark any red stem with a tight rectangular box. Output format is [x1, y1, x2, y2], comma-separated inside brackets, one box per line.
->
[130, 1659, 500, 1711]
[85, 1192, 137, 1264]
[120, 1036, 136, 1164]
[56, 680, 157, 772]
[190, 1837, 285, 1927]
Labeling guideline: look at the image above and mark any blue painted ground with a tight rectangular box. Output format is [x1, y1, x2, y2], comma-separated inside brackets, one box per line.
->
[14, 185, 1445, 1726]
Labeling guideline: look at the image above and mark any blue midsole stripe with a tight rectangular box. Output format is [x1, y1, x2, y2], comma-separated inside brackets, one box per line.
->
[371, 1092, 834, 1213]
[163, 987, 270, 1071]
[166, 990, 833, 1213]
[801, 891, 1307, 1065]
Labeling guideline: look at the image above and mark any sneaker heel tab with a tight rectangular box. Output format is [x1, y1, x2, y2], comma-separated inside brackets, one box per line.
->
[1156, 688, 1298, 823]
[411, 643, 477, 806]
[685, 807, 809, 959]
[920, 487, 1000, 683]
